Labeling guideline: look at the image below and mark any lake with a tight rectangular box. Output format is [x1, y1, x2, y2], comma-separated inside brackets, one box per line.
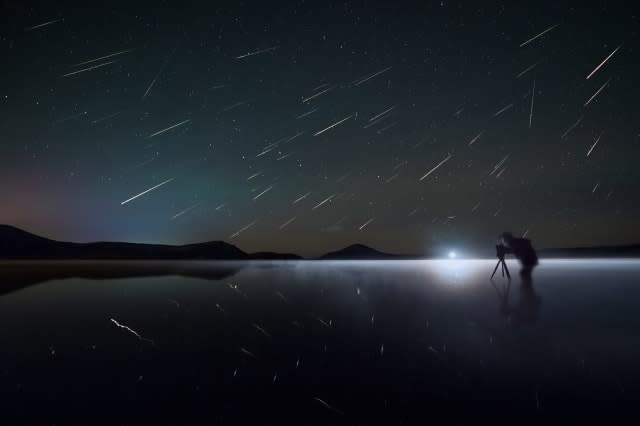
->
[1, 259, 639, 424]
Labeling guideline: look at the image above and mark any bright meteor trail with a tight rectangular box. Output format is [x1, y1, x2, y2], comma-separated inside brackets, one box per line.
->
[121, 178, 175, 205]
[61, 61, 117, 77]
[312, 194, 335, 210]
[584, 78, 611, 107]
[586, 133, 603, 157]
[147, 119, 191, 138]
[229, 221, 257, 239]
[24, 18, 64, 32]
[235, 46, 279, 59]
[313, 115, 353, 136]
[519, 24, 560, 47]
[73, 49, 134, 67]
[353, 66, 392, 86]
[586, 45, 622, 80]
[419, 154, 452, 181]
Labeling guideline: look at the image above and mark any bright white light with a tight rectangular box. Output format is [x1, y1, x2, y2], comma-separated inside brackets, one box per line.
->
[448, 251, 457, 259]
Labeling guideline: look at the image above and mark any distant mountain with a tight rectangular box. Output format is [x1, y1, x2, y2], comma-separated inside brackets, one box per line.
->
[319, 243, 411, 260]
[0, 225, 288, 260]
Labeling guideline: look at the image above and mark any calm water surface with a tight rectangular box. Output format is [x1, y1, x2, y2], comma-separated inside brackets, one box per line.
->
[1, 259, 639, 424]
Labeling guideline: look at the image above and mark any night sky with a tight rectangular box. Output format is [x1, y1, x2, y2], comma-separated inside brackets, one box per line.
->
[1, 1, 639, 256]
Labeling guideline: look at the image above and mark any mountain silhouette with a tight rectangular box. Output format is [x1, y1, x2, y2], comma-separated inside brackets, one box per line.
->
[0, 225, 296, 260]
[2, 224, 639, 260]
[320, 243, 409, 260]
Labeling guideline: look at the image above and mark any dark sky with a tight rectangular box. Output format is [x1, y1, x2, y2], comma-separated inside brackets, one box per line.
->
[1, 1, 639, 256]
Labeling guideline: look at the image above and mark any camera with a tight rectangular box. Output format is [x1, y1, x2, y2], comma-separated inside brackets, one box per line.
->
[496, 244, 507, 259]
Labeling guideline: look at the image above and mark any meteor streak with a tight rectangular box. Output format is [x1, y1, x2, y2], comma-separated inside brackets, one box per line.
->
[279, 216, 297, 229]
[586, 45, 622, 80]
[221, 100, 249, 112]
[312, 194, 335, 210]
[419, 154, 452, 181]
[91, 111, 121, 124]
[302, 86, 335, 103]
[253, 185, 273, 200]
[147, 119, 191, 138]
[313, 397, 344, 415]
[74, 49, 134, 67]
[256, 146, 276, 157]
[517, 62, 538, 78]
[252, 323, 271, 338]
[121, 178, 174, 205]
[376, 121, 398, 134]
[52, 111, 87, 125]
[359, 217, 374, 231]
[240, 347, 258, 359]
[293, 192, 311, 204]
[393, 160, 408, 170]
[312, 82, 331, 91]
[492, 103, 513, 117]
[529, 78, 536, 128]
[363, 115, 391, 129]
[277, 153, 293, 161]
[584, 78, 611, 107]
[490, 154, 510, 175]
[229, 221, 256, 239]
[519, 24, 560, 47]
[468, 130, 484, 146]
[247, 171, 262, 181]
[235, 45, 279, 59]
[283, 131, 305, 143]
[368, 105, 396, 122]
[25, 18, 64, 32]
[384, 172, 399, 183]
[142, 47, 178, 100]
[313, 115, 353, 136]
[142, 76, 158, 100]
[62, 61, 117, 77]
[171, 202, 201, 220]
[561, 116, 583, 139]
[296, 108, 318, 119]
[353, 66, 392, 86]
[586, 133, 603, 157]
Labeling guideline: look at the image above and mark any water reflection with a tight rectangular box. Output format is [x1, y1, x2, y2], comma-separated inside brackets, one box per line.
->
[1, 260, 640, 424]
[0, 261, 243, 296]
[431, 259, 487, 284]
[491, 274, 541, 326]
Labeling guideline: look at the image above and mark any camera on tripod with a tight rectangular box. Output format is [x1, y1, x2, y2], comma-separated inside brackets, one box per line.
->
[495, 244, 508, 260]
[491, 244, 511, 279]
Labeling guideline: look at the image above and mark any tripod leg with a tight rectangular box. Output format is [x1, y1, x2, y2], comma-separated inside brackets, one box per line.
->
[490, 260, 501, 279]
[501, 261, 504, 276]
[503, 260, 511, 279]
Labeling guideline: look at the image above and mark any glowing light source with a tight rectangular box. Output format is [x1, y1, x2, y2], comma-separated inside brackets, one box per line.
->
[448, 251, 457, 259]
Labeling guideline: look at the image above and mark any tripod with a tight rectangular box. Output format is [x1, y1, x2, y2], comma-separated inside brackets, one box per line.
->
[490, 256, 511, 279]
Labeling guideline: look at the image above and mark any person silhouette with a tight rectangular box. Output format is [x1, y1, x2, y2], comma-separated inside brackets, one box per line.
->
[499, 232, 538, 280]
